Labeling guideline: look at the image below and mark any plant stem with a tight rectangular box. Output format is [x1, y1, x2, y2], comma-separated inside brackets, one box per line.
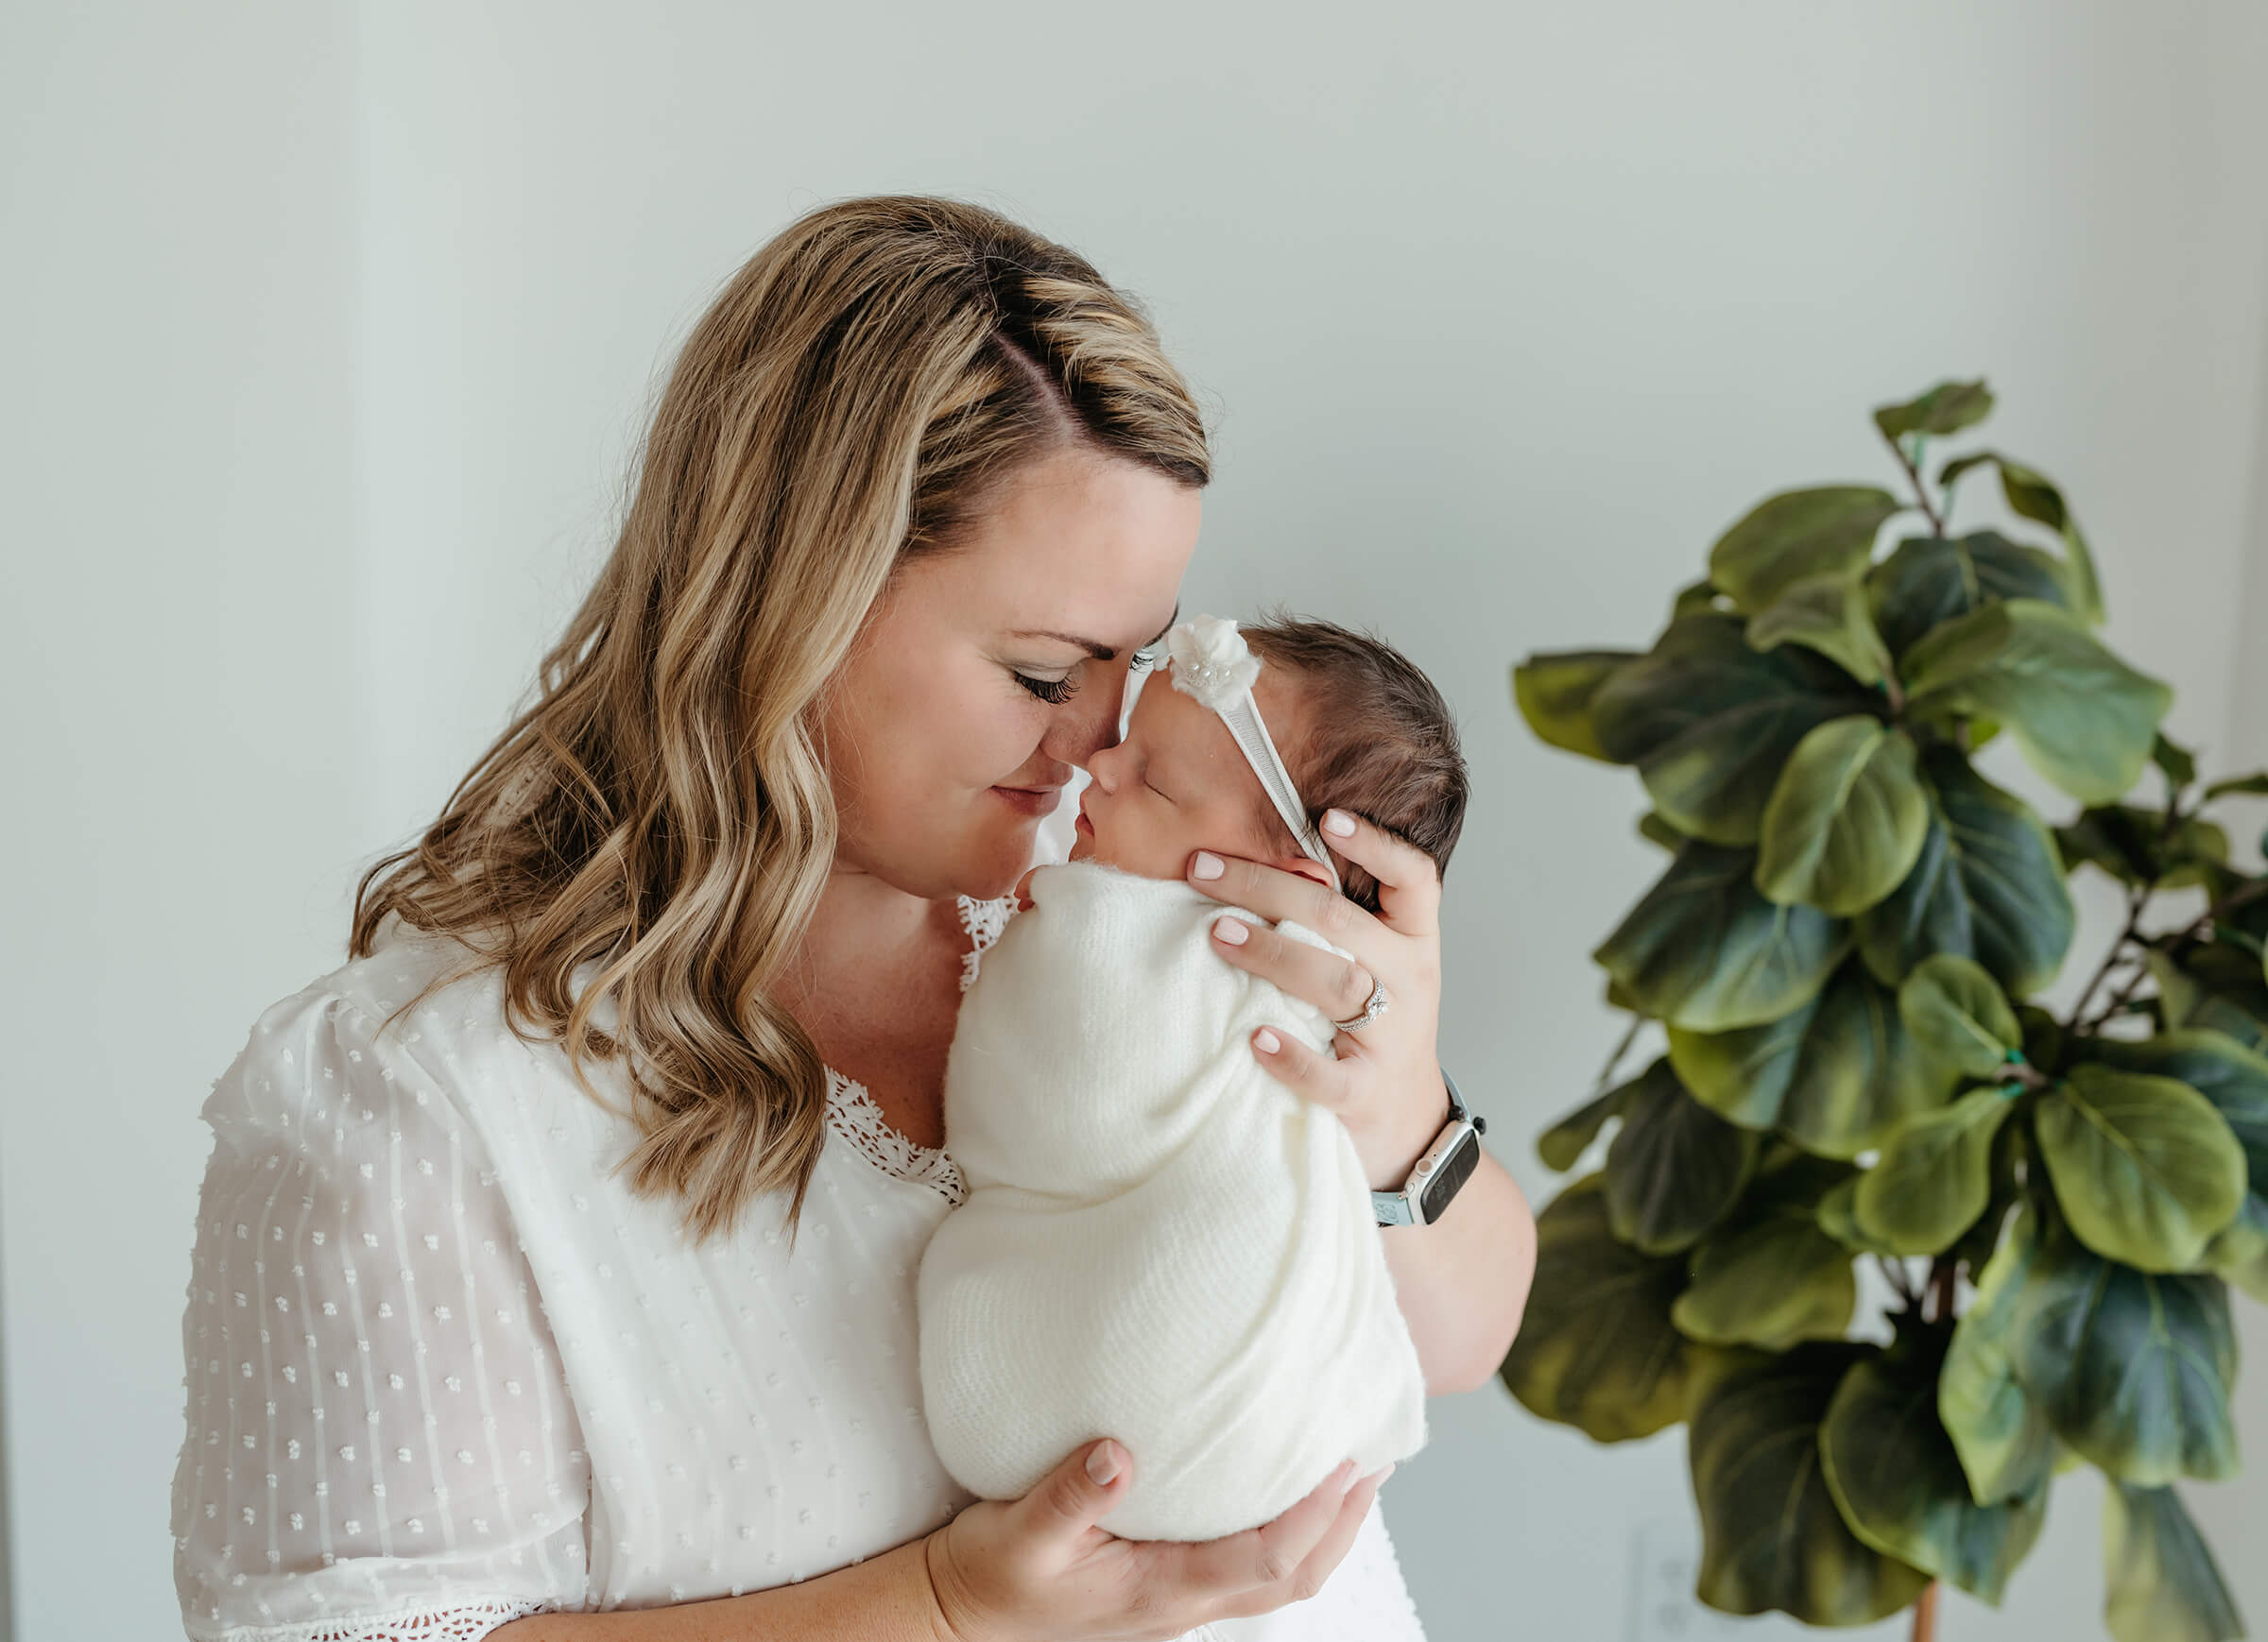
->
[1890, 435, 1948, 535]
[2064, 881, 2153, 1033]
[2169, 877, 2268, 955]
[1593, 1013, 1646, 1094]
[1910, 1580, 1940, 1642]
[1928, 1258, 1959, 1324]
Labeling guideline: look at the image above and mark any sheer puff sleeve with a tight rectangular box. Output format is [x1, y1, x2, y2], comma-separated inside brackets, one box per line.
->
[171, 980, 593, 1641]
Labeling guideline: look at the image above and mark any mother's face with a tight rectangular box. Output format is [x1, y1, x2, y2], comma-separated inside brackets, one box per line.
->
[820, 447, 1200, 900]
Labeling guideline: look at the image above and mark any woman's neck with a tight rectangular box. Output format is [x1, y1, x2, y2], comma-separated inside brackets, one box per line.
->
[769, 863, 971, 1148]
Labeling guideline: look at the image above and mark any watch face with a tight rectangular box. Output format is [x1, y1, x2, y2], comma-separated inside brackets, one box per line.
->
[1418, 1129, 1481, 1223]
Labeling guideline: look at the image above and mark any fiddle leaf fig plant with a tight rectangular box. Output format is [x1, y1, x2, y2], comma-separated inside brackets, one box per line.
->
[1505, 381, 2268, 1641]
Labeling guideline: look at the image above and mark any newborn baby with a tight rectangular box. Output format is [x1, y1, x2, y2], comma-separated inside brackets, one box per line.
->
[917, 614, 1466, 1542]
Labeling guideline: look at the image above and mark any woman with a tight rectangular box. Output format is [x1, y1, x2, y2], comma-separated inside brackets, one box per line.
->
[170, 197, 1536, 1641]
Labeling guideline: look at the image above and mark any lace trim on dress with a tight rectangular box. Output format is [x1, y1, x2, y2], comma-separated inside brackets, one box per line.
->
[824, 1069, 967, 1206]
[186, 1597, 548, 1642]
[817, 894, 1014, 1208]
[956, 892, 1016, 993]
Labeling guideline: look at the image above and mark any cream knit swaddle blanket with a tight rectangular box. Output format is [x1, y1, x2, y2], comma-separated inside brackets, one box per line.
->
[917, 861, 1428, 1542]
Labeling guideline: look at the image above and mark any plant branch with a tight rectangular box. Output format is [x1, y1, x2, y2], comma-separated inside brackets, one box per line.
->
[1889, 435, 1948, 535]
[2168, 877, 2268, 955]
[1594, 1013, 1647, 1094]
[2064, 881, 2154, 1034]
[1927, 1258, 1959, 1325]
[2081, 959, 2156, 1036]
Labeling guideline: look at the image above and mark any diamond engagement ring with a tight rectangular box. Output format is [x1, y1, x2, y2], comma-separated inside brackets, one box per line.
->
[1333, 977, 1390, 1035]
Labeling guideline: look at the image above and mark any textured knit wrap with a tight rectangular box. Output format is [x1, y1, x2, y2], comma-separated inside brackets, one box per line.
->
[916, 861, 1428, 1542]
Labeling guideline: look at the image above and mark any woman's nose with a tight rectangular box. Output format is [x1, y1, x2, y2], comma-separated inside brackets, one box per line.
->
[1045, 662, 1129, 771]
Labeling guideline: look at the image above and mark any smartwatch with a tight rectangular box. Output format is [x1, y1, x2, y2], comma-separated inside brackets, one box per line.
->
[1372, 1069, 1486, 1227]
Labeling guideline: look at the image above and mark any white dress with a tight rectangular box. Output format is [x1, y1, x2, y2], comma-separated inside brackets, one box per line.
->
[170, 898, 1428, 1642]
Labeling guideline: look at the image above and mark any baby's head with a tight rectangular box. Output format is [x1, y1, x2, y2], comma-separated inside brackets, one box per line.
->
[1071, 617, 1467, 913]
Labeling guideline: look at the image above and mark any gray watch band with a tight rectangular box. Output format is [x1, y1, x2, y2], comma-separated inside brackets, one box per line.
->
[1373, 1069, 1486, 1227]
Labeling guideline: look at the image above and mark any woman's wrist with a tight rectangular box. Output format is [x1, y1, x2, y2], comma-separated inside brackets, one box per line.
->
[1360, 1069, 1453, 1192]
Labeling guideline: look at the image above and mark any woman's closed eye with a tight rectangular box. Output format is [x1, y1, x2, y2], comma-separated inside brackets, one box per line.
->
[1013, 669, 1080, 706]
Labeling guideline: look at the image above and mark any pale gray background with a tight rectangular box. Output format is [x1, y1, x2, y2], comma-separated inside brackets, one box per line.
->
[6, 4, 2268, 1639]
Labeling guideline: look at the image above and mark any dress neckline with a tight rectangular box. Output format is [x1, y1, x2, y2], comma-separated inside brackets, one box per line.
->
[818, 893, 1013, 1207]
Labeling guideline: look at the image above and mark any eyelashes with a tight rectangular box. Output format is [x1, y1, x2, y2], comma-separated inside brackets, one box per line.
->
[1014, 672, 1080, 706]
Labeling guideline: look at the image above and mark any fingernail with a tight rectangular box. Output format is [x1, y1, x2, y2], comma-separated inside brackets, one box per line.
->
[1323, 810, 1356, 838]
[1334, 1460, 1358, 1490]
[1214, 916, 1249, 946]
[1192, 851, 1225, 881]
[1371, 1463, 1397, 1487]
[1087, 1440, 1124, 1484]
[1255, 1028, 1281, 1054]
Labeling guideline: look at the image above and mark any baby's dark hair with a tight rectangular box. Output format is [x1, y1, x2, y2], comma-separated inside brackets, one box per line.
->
[1241, 616, 1468, 915]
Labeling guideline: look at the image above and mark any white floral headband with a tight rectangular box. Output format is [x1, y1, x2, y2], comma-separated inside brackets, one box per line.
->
[1150, 615, 1341, 891]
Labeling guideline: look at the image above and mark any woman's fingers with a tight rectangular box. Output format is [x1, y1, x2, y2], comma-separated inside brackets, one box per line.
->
[1249, 1024, 1359, 1115]
[1017, 1437, 1135, 1540]
[1171, 1460, 1358, 1595]
[1272, 1466, 1390, 1606]
[1316, 809, 1441, 935]
[1189, 851, 1375, 950]
[1211, 915, 1378, 1025]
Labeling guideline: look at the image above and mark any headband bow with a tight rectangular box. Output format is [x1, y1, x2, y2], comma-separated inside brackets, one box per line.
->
[1160, 616, 1341, 891]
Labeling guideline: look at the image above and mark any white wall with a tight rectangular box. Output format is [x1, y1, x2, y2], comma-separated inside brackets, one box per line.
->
[0, 7, 363, 1642]
[6, 4, 2266, 1639]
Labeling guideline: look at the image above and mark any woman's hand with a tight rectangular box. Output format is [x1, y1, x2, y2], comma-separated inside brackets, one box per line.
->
[1188, 810, 1449, 1190]
[923, 1439, 1390, 1642]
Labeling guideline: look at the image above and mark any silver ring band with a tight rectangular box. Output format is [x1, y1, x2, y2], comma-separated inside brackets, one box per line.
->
[1333, 977, 1390, 1035]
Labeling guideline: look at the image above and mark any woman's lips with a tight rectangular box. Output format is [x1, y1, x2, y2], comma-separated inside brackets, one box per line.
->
[990, 784, 1064, 817]
[1074, 809, 1093, 837]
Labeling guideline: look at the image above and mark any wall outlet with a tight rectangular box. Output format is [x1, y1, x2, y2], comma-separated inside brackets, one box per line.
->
[1624, 1516, 1752, 1642]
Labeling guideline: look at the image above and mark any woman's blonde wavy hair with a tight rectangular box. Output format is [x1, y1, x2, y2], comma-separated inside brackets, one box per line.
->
[352, 197, 1209, 1242]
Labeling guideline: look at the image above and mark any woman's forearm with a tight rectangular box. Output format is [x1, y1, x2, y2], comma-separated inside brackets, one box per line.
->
[492, 1535, 954, 1642]
[1382, 1148, 1536, 1396]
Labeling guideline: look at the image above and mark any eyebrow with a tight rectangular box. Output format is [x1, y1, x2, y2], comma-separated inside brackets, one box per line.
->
[1009, 602, 1180, 662]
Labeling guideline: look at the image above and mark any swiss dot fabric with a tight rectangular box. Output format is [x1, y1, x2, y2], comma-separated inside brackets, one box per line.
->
[172, 899, 1424, 1641]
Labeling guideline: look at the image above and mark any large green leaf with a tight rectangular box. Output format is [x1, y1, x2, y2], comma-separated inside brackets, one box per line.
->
[1673, 1194, 1855, 1351]
[1902, 599, 2173, 804]
[2203, 770, 2268, 800]
[1707, 486, 1905, 615]
[1499, 1177, 1692, 1443]
[2103, 1483, 2246, 1642]
[1950, 1116, 2029, 1278]
[2151, 945, 2268, 1055]
[1512, 649, 1641, 762]
[1854, 1088, 2017, 1256]
[1815, 1177, 1901, 1257]
[1536, 1082, 1625, 1172]
[2036, 1065, 2245, 1271]
[1898, 953, 2023, 1082]
[1754, 717, 1929, 916]
[1866, 530, 2073, 659]
[1855, 744, 2074, 996]
[1670, 962, 1955, 1158]
[1595, 841, 1850, 1033]
[1603, 1058, 1760, 1254]
[2082, 1030, 2268, 1283]
[2007, 1214, 2239, 1485]
[1687, 1343, 1932, 1625]
[1745, 572, 1892, 686]
[1874, 380, 1995, 443]
[1935, 451, 2105, 624]
[1592, 614, 1865, 844]
[1820, 1322, 2046, 1605]
[1941, 1202, 2058, 1504]
[2056, 804, 2230, 892]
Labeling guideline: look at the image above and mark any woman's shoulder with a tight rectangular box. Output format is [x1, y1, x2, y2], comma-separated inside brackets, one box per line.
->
[198, 919, 536, 1156]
